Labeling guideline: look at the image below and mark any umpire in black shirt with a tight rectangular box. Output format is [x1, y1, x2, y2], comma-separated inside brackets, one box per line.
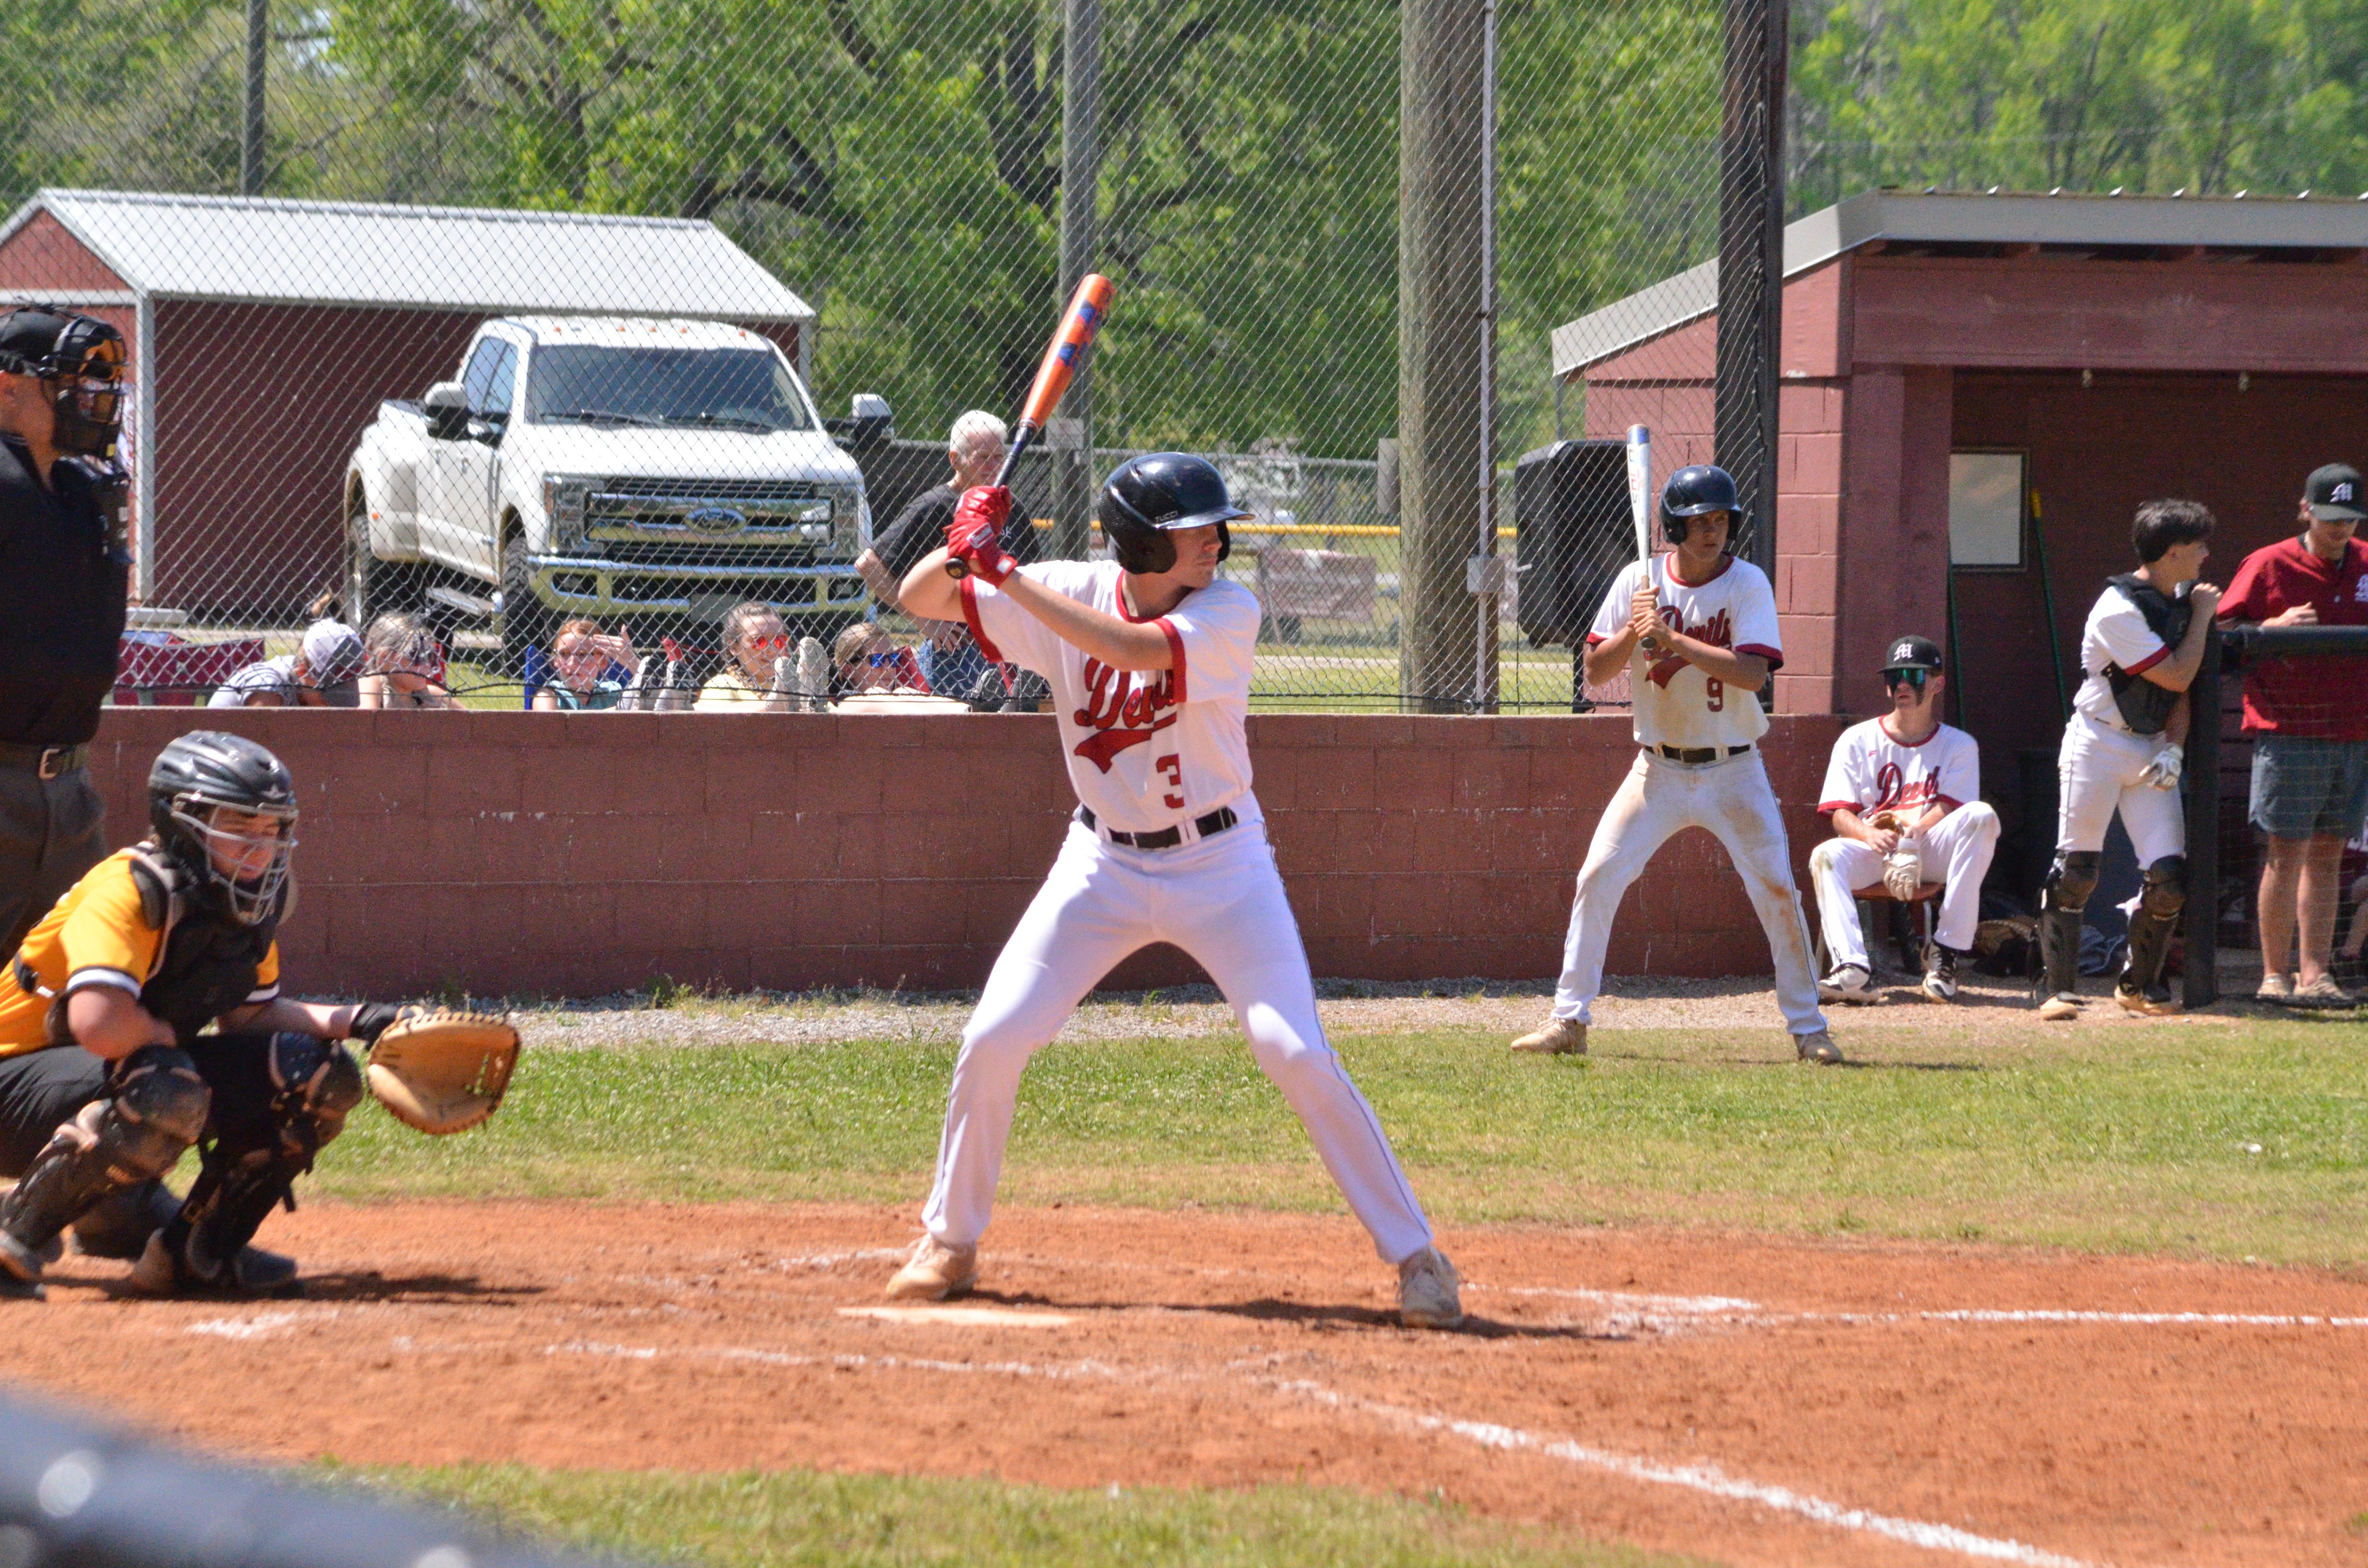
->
[854, 410, 1039, 701]
[0, 306, 132, 953]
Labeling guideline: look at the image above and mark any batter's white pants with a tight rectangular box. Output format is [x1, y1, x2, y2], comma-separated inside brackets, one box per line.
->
[921, 814, 1436, 1265]
[2057, 715, 2184, 864]
[1552, 750, 1829, 1037]
[1808, 802, 2001, 972]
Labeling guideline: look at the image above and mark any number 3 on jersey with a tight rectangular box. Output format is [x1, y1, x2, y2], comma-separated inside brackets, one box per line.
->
[1157, 754, 1184, 808]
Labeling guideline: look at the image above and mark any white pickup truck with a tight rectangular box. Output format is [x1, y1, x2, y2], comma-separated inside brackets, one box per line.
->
[344, 316, 890, 672]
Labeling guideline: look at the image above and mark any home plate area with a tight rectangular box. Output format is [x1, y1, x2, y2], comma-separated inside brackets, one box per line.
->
[5, 1201, 2365, 1568]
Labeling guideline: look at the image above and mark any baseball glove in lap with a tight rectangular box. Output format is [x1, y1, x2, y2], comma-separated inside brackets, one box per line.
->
[365, 1008, 520, 1134]
[1866, 809, 1925, 901]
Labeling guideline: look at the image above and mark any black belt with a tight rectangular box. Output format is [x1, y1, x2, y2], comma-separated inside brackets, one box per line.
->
[1076, 804, 1238, 850]
[0, 742, 89, 780]
[1653, 743, 1753, 765]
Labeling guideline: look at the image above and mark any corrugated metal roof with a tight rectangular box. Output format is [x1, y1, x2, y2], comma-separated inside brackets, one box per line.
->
[0, 188, 813, 320]
[1553, 187, 2368, 379]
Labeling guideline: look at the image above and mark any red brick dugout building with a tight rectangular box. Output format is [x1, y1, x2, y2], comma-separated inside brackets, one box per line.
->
[1555, 188, 2368, 809]
[0, 190, 814, 621]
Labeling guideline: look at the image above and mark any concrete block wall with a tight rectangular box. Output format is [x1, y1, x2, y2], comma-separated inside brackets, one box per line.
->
[86, 709, 1846, 1000]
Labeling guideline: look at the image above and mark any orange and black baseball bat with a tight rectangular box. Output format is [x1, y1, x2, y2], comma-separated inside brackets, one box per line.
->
[946, 272, 1115, 577]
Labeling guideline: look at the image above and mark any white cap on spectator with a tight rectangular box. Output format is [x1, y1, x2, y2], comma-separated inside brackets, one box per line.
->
[302, 620, 367, 686]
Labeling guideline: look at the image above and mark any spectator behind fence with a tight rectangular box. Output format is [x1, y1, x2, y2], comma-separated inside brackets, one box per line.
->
[531, 619, 637, 711]
[857, 410, 1031, 699]
[2215, 462, 2368, 1007]
[358, 612, 462, 710]
[207, 619, 365, 708]
[695, 601, 825, 712]
[832, 622, 929, 698]
[0, 306, 131, 955]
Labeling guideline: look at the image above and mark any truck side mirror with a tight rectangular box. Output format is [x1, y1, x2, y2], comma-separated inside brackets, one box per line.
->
[829, 392, 894, 453]
[424, 381, 469, 441]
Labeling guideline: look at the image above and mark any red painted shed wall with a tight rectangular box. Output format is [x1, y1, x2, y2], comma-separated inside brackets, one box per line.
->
[0, 210, 129, 293]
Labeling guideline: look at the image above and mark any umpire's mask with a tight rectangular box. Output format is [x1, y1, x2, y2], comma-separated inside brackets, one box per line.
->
[0, 307, 128, 458]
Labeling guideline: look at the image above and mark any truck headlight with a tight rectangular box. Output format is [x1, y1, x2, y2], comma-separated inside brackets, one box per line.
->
[831, 487, 864, 556]
[542, 474, 595, 542]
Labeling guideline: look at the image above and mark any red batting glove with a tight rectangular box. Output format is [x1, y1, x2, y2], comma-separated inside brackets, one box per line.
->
[944, 484, 1017, 585]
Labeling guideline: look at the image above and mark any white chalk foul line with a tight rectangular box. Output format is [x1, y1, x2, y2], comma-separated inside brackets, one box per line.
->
[537, 1335, 2109, 1567]
[1280, 1382, 2108, 1568]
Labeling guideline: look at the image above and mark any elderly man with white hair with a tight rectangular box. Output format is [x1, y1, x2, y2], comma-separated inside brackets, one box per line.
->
[856, 410, 1036, 702]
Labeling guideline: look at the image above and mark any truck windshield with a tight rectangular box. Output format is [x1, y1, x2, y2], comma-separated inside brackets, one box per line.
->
[525, 347, 814, 431]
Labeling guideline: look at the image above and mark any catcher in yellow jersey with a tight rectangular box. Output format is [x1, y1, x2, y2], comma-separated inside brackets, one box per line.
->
[0, 733, 511, 1299]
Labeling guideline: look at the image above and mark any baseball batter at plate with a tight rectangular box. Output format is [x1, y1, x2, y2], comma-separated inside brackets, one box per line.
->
[2037, 500, 2219, 1020]
[1809, 635, 1999, 1004]
[1510, 464, 1839, 1064]
[884, 453, 1461, 1329]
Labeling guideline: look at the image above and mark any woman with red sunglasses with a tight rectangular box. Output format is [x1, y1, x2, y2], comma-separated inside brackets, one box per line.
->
[694, 601, 813, 712]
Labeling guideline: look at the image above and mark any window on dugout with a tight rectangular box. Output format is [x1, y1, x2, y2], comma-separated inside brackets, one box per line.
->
[1949, 451, 2027, 569]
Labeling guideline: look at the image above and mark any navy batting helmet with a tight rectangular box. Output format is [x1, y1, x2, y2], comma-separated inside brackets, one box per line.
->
[1659, 464, 1743, 546]
[1097, 453, 1251, 575]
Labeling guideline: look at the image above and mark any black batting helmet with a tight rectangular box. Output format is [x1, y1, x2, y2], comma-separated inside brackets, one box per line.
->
[148, 732, 299, 926]
[1659, 464, 1743, 546]
[1097, 453, 1251, 575]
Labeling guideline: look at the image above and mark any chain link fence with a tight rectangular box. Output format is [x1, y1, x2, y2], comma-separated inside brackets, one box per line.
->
[5, 0, 2362, 710]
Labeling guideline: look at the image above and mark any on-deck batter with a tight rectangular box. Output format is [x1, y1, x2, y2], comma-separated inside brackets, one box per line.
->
[1511, 464, 1838, 1064]
[884, 452, 1462, 1329]
[2036, 500, 2220, 1020]
[1809, 635, 2000, 1004]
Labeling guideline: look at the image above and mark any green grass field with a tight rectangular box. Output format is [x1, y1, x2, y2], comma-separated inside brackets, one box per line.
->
[322, 1012, 2368, 1266]
[333, 1463, 1706, 1568]
[286, 1006, 2363, 1564]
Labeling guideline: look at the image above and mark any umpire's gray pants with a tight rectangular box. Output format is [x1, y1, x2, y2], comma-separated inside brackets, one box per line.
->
[0, 762, 105, 957]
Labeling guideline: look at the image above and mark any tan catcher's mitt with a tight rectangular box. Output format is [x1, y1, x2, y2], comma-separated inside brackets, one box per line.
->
[365, 1008, 520, 1134]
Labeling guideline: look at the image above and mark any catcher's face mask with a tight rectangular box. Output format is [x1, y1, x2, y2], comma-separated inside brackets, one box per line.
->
[0, 309, 127, 457]
[173, 799, 299, 925]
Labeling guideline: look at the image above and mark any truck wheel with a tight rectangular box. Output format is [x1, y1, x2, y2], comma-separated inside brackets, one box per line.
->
[500, 526, 551, 681]
[345, 488, 421, 624]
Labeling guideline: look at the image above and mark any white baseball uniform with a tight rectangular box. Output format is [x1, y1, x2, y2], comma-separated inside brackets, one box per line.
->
[1808, 717, 2000, 969]
[1551, 553, 1827, 1037]
[2059, 583, 2184, 865]
[919, 560, 1435, 1263]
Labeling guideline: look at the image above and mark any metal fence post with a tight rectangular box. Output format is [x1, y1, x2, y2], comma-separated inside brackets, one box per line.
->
[2182, 624, 2221, 1009]
[1714, 0, 1787, 583]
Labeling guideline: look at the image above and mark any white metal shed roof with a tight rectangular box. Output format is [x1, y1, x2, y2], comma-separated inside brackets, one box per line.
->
[1553, 187, 2368, 380]
[0, 189, 814, 321]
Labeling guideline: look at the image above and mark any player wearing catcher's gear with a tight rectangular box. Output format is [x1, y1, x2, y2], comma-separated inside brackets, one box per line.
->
[1511, 465, 1839, 1064]
[888, 453, 1462, 1329]
[2038, 501, 2220, 1021]
[1809, 636, 1999, 1004]
[0, 733, 401, 1299]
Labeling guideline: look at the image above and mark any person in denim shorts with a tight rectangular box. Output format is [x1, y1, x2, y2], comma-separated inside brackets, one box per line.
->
[2217, 464, 2368, 1005]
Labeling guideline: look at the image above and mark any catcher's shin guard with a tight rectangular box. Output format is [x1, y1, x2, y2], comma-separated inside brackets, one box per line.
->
[2036, 852, 2100, 1002]
[2121, 856, 2187, 999]
[0, 1047, 207, 1278]
[151, 1034, 359, 1290]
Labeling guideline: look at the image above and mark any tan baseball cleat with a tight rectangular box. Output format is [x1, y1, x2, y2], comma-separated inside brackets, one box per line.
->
[2037, 993, 2083, 1021]
[1396, 1246, 1463, 1329]
[885, 1235, 977, 1301]
[2114, 984, 2181, 1017]
[1793, 1029, 1843, 1065]
[1510, 1018, 1587, 1055]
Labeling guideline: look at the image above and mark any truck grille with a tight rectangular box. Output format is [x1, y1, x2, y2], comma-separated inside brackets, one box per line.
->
[594, 478, 824, 505]
[600, 540, 820, 567]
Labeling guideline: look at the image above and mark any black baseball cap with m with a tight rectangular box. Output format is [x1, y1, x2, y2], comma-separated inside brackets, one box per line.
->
[2305, 463, 2365, 523]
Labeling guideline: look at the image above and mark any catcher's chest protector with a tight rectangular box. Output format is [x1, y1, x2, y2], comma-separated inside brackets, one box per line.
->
[127, 848, 282, 1041]
[2101, 575, 2191, 737]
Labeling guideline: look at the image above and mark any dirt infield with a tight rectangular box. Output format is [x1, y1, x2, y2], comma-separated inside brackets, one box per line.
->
[7, 1201, 2366, 1568]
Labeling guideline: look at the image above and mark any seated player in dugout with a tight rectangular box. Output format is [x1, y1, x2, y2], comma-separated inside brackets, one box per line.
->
[0, 732, 409, 1299]
[1809, 636, 1999, 1004]
[2037, 501, 2220, 1021]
